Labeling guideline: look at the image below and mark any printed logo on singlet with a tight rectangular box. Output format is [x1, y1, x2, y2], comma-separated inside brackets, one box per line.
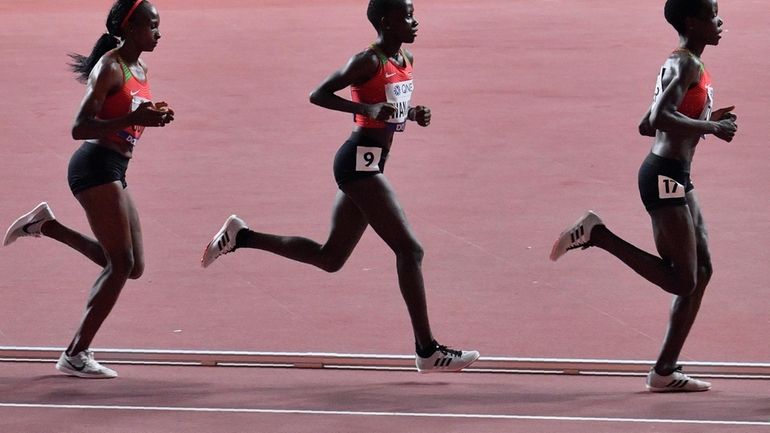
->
[355, 146, 382, 172]
[385, 79, 413, 132]
[657, 175, 685, 199]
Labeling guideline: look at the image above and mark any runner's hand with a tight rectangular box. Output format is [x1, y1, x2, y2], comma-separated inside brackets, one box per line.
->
[154, 101, 175, 125]
[411, 105, 431, 127]
[130, 101, 171, 127]
[638, 117, 655, 137]
[712, 115, 737, 142]
[710, 105, 736, 122]
[365, 103, 396, 121]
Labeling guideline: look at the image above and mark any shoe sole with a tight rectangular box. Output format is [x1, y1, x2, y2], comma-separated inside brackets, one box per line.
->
[645, 384, 711, 393]
[3, 202, 49, 246]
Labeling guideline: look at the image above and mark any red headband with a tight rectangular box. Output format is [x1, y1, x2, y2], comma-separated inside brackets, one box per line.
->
[120, 0, 144, 28]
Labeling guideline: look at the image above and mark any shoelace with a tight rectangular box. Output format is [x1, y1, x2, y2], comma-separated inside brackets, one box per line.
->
[566, 241, 593, 251]
[436, 344, 462, 357]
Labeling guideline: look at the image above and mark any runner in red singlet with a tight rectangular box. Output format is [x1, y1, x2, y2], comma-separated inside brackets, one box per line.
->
[2, 0, 173, 378]
[201, 0, 479, 373]
[549, 0, 737, 392]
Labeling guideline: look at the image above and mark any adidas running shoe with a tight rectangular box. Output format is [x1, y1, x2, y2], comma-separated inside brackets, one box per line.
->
[416, 343, 480, 373]
[201, 215, 248, 268]
[646, 366, 711, 392]
[549, 210, 603, 261]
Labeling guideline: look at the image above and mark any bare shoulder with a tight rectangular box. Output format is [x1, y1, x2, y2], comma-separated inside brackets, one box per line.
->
[343, 48, 382, 84]
[88, 51, 123, 86]
[348, 48, 381, 73]
[665, 50, 702, 83]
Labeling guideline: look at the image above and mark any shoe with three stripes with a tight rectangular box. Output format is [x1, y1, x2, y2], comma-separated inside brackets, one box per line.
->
[646, 366, 711, 392]
[549, 210, 603, 261]
[415, 342, 480, 373]
[201, 215, 248, 268]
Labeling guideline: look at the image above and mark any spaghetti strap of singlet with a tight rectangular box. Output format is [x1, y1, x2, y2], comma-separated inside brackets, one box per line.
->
[368, 44, 410, 68]
[368, 44, 389, 65]
[116, 56, 132, 83]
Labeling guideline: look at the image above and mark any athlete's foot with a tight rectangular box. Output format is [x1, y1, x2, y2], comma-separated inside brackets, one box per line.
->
[201, 215, 249, 268]
[3, 202, 55, 246]
[55, 350, 118, 379]
[415, 341, 480, 373]
[645, 366, 711, 392]
[549, 210, 603, 261]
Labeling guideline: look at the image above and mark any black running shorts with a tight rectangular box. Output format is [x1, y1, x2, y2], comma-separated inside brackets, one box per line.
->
[333, 137, 390, 187]
[637, 152, 694, 211]
[67, 142, 129, 195]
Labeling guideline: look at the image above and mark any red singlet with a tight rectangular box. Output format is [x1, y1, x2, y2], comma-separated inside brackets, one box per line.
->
[652, 49, 713, 121]
[678, 66, 712, 120]
[351, 46, 413, 131]
[99, 58, 152, 146]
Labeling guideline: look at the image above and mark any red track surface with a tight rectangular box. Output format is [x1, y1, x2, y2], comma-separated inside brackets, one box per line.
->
[2, 363, 769, 433]
[1, 0, 768, 431]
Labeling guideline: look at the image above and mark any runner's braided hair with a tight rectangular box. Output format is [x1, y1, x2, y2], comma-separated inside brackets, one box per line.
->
[366, 0, 403, 31]
[664, 0, 709, 34]
[69, 0, 146, 83]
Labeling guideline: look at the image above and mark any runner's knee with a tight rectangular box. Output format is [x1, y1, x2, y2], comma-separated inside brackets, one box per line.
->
[674, 269, 698, 296]
[694, 261, 713, 294]
[108, 253, 135, 280]
[319, 256, 347, 273]
[395, 241, 424, 264]
[128, 260, 144, 279]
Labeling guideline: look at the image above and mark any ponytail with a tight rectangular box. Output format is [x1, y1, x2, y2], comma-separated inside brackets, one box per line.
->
[68, 34, 120, 84]
[68, 0, 145, 83]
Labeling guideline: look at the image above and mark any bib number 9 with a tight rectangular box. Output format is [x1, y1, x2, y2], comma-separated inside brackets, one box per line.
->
[355, 146, 382, 172]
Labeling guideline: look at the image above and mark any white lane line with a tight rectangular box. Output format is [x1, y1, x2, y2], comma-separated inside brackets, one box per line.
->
[1, 403, 768, 426]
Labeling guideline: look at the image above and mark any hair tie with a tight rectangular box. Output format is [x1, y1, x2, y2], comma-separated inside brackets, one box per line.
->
[120, 0, 144, 28]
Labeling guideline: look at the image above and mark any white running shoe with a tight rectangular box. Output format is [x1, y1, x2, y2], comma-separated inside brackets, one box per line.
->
[56, 350, 118, 379]
[646, 366, 711, 392]
[3, 202, 55, 246]
[201, 215, 248, 268]
[416, 343, 480, 373]
[549, 210, 603, 261]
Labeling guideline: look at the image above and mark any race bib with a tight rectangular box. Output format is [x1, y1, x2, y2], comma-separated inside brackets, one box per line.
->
[119, 94, 150, 145]
[658, 175, 685, 199]
[356, 146, 382, 172]
[700, 84, 714, 121]
[385, 79, 413, 131]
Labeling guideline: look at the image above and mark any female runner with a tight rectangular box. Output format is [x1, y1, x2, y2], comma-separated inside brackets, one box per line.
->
[202, 0, 478, 373]
[3, 0, 173, 378]
[550, 0, 737, 392]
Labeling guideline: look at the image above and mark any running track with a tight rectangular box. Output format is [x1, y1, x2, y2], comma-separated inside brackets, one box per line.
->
[0, 1, 768, 432]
